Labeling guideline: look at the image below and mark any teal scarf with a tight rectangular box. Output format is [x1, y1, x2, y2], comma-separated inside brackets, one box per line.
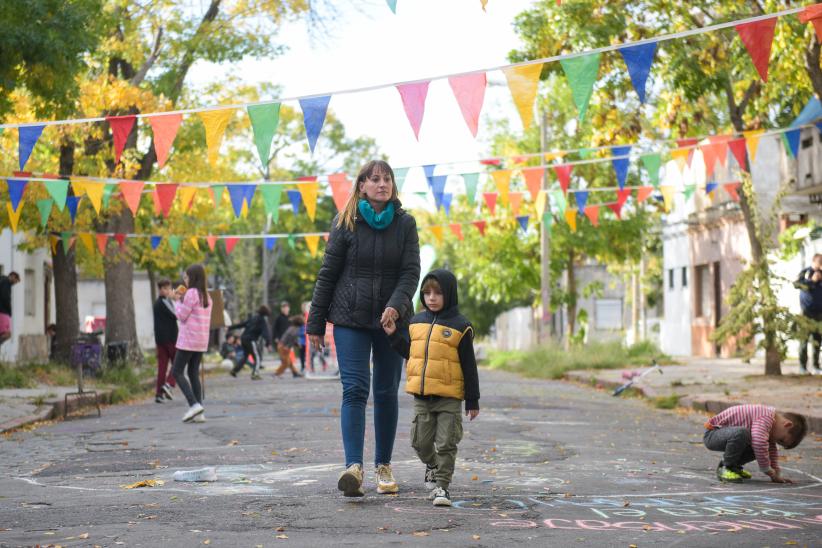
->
[358, 199, 395, 230]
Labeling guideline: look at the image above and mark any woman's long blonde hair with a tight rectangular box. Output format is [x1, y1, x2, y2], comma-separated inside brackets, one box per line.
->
[337, 160, 399, 231]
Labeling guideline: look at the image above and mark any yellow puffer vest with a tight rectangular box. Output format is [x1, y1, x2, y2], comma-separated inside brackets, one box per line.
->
[405, 322, 472, 399]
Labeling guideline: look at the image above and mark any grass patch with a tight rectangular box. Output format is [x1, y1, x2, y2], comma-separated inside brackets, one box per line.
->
[486, 341, 667, 380]
[0, 364, 33, 388]
[653, 394, 681, 409]
[96, 364, 153, 404]
[0, 362, 78, 388]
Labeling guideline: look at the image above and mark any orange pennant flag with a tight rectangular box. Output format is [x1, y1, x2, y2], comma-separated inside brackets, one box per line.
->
[96, 233, 109, 254]
[490, 170, 511, 205]
[430, 225, 444, 244]
[119, 181, 145, 216]
[564, 208, 577, 232]
[304, 234, 320, 257]
[198, 109, 235, 168]
[800, 4, 822, 41]
[636, 186, 654, 203]
[522, 167, 545, 201]
[328, 173, 352, 212]
[502, 63, 543, 130]
[509, 191, 523, 216]
[724, 182, 741, 202]
[584, 205, 600, 227]
[148, 113, 183, 169]
[483, 192, 498, 215]
[206, 235, 218, 251]
[298, 182, 320, 221]
[449, 223, 464, 240]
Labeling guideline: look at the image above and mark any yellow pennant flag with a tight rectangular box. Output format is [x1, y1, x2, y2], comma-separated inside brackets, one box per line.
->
[49, 235, 59, 254]
[430, 225, 444, 244]
[78, 233, 95, 253]
[198, 109, 236, 168]
[240, 200, 249, 218]
[178, 186, 198, 211]
[670, 148, 690, 171]
[71, 179, 87, 196]
[84, 182, 106, 214]
[490, 170, 512, 206]
[189, 236, 200, 251]
[7, 203, 22, 232]
[298, 182, 320, 221]
[535, 190, 547, 217]
[544, 151, 566, 163]
[502, 63, 543, 130]
[743, 130, 764, 164]
[304, 234, 320, 257]
[564, 207, 577, 232]
[659, 185, 676, 212]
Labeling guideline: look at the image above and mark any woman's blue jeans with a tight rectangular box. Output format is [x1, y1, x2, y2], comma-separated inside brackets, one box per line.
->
[333, 325, 403, 468]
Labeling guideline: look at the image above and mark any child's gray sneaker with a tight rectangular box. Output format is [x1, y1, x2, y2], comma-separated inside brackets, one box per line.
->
[431, 486, 451, 506]
[424, 464, 437, 490]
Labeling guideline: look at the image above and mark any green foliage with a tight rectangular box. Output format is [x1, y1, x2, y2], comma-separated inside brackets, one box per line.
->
[98, 363, 152, 403]
[653, 394, 681, 409]
[0, 364, 33, 389]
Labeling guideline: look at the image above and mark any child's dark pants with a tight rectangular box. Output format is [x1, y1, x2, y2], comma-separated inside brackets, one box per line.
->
[703, 427, 756, 468]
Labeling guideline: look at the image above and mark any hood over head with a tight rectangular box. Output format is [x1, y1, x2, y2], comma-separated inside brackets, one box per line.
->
[419, 269, 459, 313]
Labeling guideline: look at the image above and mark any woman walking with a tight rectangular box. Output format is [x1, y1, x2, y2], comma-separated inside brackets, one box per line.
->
[307, 160, 420, 497]
[172, 264, 212, 423]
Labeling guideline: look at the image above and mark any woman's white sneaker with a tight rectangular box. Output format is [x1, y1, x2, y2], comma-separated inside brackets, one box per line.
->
[182, 403, 204, 423]
[376, 463, 399, 494]
[193, 413, 206, 423]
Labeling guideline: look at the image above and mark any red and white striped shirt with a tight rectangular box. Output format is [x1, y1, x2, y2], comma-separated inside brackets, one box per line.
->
[175, 288, 212, 352]
[705, 404, 779, 473]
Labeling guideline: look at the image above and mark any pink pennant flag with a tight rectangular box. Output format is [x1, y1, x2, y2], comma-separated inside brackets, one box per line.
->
[728, 138, 748, 172]
[449, 223, 464, 240]
[509, 192, 523, 216]
[584, 205, 600, 227]
[607, 202, 623, 220]
[119, 181, 145, 216]
[735, 18, 777, 82]
[617, 188, 632, 208]
[700, 143, 724, 179]
[148, 113, 183, 169]
[396, 82, 430, 140]
[522, 167, 545, 201]
[107, 115, 137, 164]
[206, 235, 218, 251]
[448, 73, 486, 138]
[472, 220, 487, 236]
[553, 164, 573, 194]
[328, 173, 352, 212]
[636, 186, 654, 203]
[483, 192, 498, 215]
[155, 184, 178, 218]
[224, 237, 239, 254]
[724, 182, 741, 202]
[96, 234, 109, 254]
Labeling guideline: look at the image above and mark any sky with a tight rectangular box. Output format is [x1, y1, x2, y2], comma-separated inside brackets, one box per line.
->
[188, 0, 536, 195]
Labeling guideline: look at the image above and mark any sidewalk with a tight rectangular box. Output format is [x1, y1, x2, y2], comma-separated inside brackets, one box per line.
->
[565, 356, 822, 433]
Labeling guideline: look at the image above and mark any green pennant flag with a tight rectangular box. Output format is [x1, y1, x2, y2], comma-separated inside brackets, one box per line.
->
[37, 199, 53, 227]
[550, 190, 567, 216]
[287, 234, 296, 249]
[260, 186, 282, 222]
[43, 180, 69, 211]
[641, 153, 662, 187]
[102, 183, 116, 209]
[462, 172, 479, 205]
[394, 167, 410, 192]
[386, 0, 397, 13]
[247, 103, 281, 169]
[578, 148, 594, 160]
[212, 184, 225, 207]
[560, 53, 601, 121]
[168, 235, 181, 254]
[61, 231, 73, 252]
[542, 212, 553, 233]
[683, 184, 696, 201]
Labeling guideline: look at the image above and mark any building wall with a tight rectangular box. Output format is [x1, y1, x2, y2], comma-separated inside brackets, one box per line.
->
[661, 220, 692, 356]
[77, 272, 155, 351]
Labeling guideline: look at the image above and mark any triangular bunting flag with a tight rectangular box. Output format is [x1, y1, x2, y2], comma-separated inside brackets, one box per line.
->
[574, 190, 588, 211]
[724, 182, 741, 202]
[659, 185, 675, 212]
[462, 172, 479, 205]
[66, 196, 80, 223]
[607, 202, 623, 220]
[386, 0, 397, 13]
[564, 208, 578, 232]
[227, 184, 251, 218]
[560, 53, 601, 121]
[247, 102, 281, 168]
[472, 220, 487, 236]
[298, 182, 319, 221]
[224, 237, 239, 254]
[535, 190, 547, 217]
[784, 128, 801, 158]
[84, 182, 106, 214]
[396, 82, 430, 140]
[189, 237, 199, 252]
[641, 153, 661, 187]
[430, 175, 448, 210]
[7, 179, 27, 211]
[243, 184, 256, 212]
[611, 146, 632, 190]
[206, 235, 218, 251]
[449, 223, 464, 240]
[101, 184, 116, 210]
[706, 182, 718, 195]
[49, 235, 59, 255]
[617, 188, 632, 208]
[178, 186, 198, 211]
[394, 167, 410, 191]
[97, 234, 109, 254]
[743, 130, 764, 163]
[522, 167, 544, 201]
[106, 115, 137, 164]
[619, 42, 656, 103]
[728, 138, 748, 172]
[198, 109, 235, 167]
[148, 113, 183, 169]
[113, 233, 127, 249]
[299, 96, 331, 153]
[211, 184, 225, 208]
[287, 189, 302, 215]
[119, 181, 145, 216]
[422, 164, 437, 185]
[509, 192, 523, 216]
[328, 173, 352, 212]
[150, 235, 162, 250]
[265, 236, 277, 250]
[430, 225, 444, 244]
[584, 205, 600, 227]
[542, 213, 553, 233]
[735, 18, 777, 82]
[79, 233, 95, 254]
[502, 63, 543, 129]
[700, 143, 724, 179]
[636, 186, 654, 203]
[490, 170, 511, 205]
[305, 235, 320, 257]
[442, 192, 453, 217]
[36, 199, 53, 226]
[6, 203, 22, 232]
[800, 4, 822, 41]
[551, 190, 567, 216]
[155, 184, 178, 217]
[60, 232, 74, 253]
[683, 184, 696, 201]
[19, 125, 45, 170]
[483, 192, 498, 215]
[553, 164, 573, 194]
[167, 236, 181, 254]
[448, 72, 486, 137]
[516, 215, 529, 232]
[261, 186, 283, 222]
[43, 179, 68, 211]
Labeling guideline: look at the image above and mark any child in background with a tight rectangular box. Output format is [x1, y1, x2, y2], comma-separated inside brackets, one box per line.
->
[274, 315, 305, 378]
[703, 404, 808, 483]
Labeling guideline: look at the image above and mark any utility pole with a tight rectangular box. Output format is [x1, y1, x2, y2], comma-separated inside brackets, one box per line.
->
[539, 108, 553, 344]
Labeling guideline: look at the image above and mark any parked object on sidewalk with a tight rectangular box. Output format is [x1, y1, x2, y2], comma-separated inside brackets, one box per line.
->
[173, 467, 217, 482]
[613, 361, 662, 396]
[66, 331, 102, 419]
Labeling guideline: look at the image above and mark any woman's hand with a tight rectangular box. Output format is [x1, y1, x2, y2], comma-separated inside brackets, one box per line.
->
[309, 334, 324, 350]
[381, 307, 399, 328]
[383, 318, 397, 336]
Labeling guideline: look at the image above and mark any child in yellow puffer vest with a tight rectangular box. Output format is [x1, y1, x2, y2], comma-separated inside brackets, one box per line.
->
[383, 268, 480, 507]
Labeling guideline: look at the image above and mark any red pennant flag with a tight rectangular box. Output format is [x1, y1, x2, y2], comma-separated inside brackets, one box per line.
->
[553, 164, 573, 194]
[728, 138, 748, 172]
[396, 82, 430, 140]
[96, 234, 109, 254]
[472, 220, 487, 236]
[584, 205, 600, 227]
[522, 167, 545, 201]
[607, 202, 623, 220]
[328, 173, 352, 212]
[617, 188, 632, 208]
[449, 223, 464, 240]
[119, 181, 145, 216]
[148, 113, 183, 169]
[483, 192, 498, 215]
[106, 115, 137, 164]
[724, 182, 741, 202]
[155, 184, 178, 218]
[448, 72, 486, 137]
[224, 237, 239, 254]
[676, 138, 699, 166]
[700, 143, 724, 179]
[479, 158, 501, 166]
[636, 186, 654, 203]
[206, 235, 218, 251]
[114, 233, 127, 249]
[735, 18, 777, 82]
[800, 4, 822, 41]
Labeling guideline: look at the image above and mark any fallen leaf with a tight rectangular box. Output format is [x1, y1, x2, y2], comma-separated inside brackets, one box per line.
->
[78, 534, 89, 539]
[227, 440, 239, 446]
[275, 527, 285, 532]
[413, 531, 429, 537]
[203, 540, 211, 545]
[276, 534, 288, 539]
[642, 525, 653, 531]
[472, 534, 481, 540]
[121, 479, 164, 489]
[471, 475, 478, 481]
[623, 500, 630, 507]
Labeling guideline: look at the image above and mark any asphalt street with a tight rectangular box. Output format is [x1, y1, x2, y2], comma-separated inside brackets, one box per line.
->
[0, 364, 820, 547]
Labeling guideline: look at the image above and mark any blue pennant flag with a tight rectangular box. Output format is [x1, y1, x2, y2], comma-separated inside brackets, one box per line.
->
[430, 174, 447, 210]
[784, 128, 801, 158]
[287, 189, 302, 215]
[7, 179, 27, 211]
[299, 96, 331, 153]
[66, 196, 80, 224]
[517, 215, 530, 232]
[151, 235, 162, 250]
[619, 42, 657, 104]
[574, 190, 589, 212]
[611, 146, 632, 190]
[243, 183, 257, 209]
[816, 122, 822, 136]
[442, 193, 453, 216]
[227, 184, 252, 217]
[265, 236, 278, 250]
[423, 164, 437, 186]
[19, 125, 45, 170]
[706, 182, 718, 195]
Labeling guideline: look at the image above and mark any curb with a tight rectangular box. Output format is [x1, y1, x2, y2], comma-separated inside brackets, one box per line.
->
[0, 389, 115, 434]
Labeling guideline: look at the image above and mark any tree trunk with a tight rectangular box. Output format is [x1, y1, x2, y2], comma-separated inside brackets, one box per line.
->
[103, 207, 142, 363]
[764, 346, 781, 376]
[51, 142, 80, 364]
[565, 249, 576, 350]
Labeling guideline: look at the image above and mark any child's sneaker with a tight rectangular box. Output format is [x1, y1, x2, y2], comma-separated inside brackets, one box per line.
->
[431, 486, 451, 506]
[424, 464, 437, 490]
[161, 383, 174, 400]
[376, 463, 399, 494]
[251, 373, 262, 381]
[730, 466, 751, 479]
[193, 413, 206, 423]
[337, 464, 364, 497]
[716, 462, 744, 482]
[182, 403, 204, 423]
